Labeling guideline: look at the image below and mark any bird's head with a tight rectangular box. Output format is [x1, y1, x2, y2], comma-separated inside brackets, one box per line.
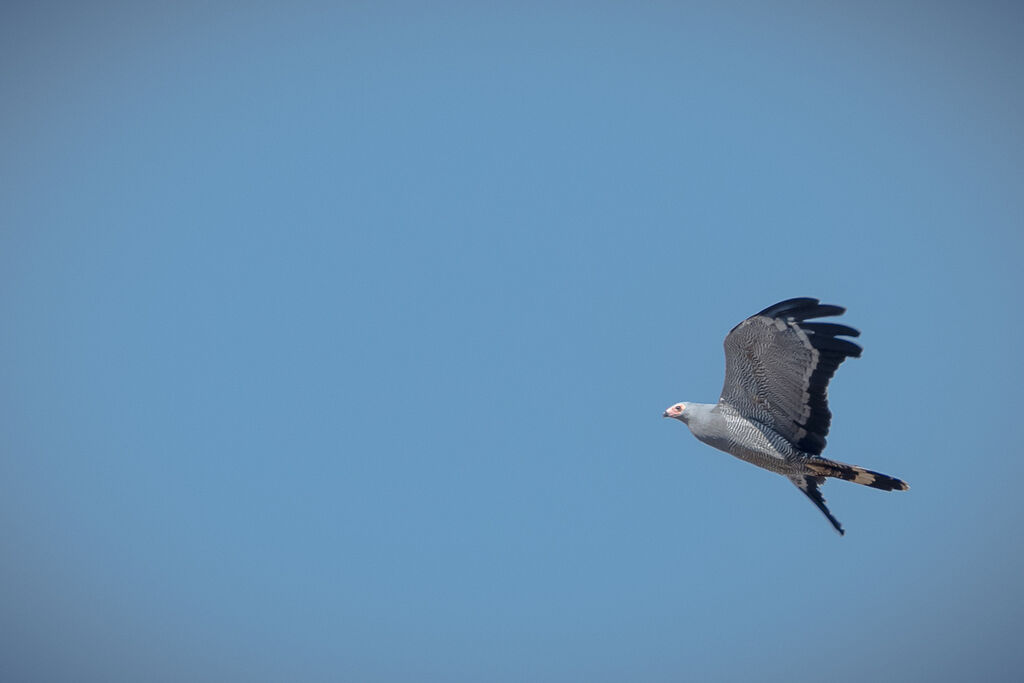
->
[662, 402, 688, 422]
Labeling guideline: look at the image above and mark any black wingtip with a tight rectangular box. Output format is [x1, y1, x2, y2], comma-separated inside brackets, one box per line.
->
[793, 304, 847, 322]
[800, 322, 861, 338]
[808, 335, 863, 358]
[793, 476, 846, 535]
[755, 297, 819, 319]
[755, 298, 852, 324]
[823, 508, 845, 535]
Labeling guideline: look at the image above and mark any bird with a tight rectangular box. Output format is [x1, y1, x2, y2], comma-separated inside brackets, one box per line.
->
[663, 297, 908, 535]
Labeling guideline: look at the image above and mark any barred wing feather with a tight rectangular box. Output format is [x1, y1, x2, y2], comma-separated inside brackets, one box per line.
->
[718, 298, 862, 455]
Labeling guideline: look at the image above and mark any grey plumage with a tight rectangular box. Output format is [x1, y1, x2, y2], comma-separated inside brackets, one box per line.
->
[663, 297, 908, 535]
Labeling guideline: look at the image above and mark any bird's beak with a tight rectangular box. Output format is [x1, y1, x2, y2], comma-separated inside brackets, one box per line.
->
[662, 410, 671, 418]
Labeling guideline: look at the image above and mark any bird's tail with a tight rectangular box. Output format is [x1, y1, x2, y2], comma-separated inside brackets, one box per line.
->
[806, 459, 909, 492]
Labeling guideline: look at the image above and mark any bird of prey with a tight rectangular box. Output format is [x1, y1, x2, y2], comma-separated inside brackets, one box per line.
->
[663, 297, 908, 535]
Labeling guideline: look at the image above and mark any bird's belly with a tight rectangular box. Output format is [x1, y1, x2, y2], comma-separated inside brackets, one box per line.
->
[725, 442, 797, 475]
[697, 419, 803, 476]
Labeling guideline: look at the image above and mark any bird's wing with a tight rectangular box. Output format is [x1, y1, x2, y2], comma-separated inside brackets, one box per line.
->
[789, 475, 844, 535]
[718, 297, 862, 455]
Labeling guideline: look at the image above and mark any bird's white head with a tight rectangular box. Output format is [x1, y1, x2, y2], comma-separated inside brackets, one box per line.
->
[662, 402, 687, 422]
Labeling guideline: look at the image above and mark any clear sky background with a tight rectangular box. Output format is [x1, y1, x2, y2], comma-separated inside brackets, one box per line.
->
[2, 2, 1022, 681]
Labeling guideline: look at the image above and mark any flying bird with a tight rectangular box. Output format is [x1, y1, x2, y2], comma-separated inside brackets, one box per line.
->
[663, 297, 908, 535]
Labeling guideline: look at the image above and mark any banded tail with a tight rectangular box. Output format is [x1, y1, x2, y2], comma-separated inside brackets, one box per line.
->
[790, 461, 908, 535]
[806, 459, 909, 492]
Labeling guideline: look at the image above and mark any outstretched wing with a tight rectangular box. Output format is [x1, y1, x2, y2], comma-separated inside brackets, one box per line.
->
[718, 297, 862, 455]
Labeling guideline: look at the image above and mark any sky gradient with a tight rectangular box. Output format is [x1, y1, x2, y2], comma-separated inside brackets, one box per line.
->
[2, 2, 1023, 681]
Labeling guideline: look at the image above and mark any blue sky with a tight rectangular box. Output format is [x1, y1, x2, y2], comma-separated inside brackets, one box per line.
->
[2, 2, 1022, 681]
